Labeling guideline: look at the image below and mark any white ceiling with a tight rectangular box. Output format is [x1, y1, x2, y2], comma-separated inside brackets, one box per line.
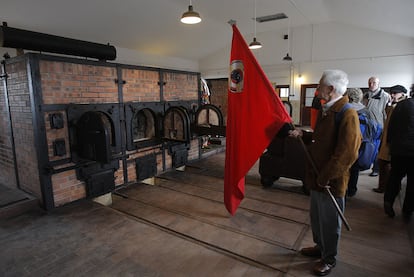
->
[1, 0, 413, 61]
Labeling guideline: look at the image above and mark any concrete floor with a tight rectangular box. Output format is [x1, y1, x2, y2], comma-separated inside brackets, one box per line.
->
[1, 152, 413, 276]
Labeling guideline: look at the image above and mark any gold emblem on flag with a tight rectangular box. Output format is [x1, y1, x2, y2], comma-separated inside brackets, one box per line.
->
[229, 60, 244, 93]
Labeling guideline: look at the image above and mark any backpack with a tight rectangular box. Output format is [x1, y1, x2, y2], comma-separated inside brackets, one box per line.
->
[336, 104, 381, 171]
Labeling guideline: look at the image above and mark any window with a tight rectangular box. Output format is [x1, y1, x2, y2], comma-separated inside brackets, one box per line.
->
[275, 85, 290, 101]
[280, 87, 290, 98]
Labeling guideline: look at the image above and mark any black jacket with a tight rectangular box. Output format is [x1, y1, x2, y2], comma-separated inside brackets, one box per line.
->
[387, 98, 414, 156]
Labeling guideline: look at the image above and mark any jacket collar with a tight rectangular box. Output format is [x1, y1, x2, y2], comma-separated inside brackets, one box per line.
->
[370, 88, 383, 99]
[330, 96, 350, 113]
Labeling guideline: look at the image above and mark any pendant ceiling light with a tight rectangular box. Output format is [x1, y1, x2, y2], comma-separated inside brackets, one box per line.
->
[180, 0, 202, 24]
[283, 17, 292, 61]
[283, 53, 292, 61]
[249, 0, 262, 50]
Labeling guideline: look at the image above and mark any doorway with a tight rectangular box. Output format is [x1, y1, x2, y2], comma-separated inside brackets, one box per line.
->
[300, 84, 318, 126]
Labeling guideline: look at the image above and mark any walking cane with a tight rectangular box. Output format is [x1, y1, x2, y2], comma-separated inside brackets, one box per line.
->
[293, 126, 352, 231]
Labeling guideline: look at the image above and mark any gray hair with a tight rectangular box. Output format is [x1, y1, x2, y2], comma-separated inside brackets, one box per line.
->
[321, 70, 349, 95]
[368, 76, 379, 83]
[346, 87, 363, 103]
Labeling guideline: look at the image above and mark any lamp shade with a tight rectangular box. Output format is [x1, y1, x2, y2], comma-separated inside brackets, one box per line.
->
[249, 37, 262, 49]
[181, 5, 202, 24]
[283, 53, 292, 61]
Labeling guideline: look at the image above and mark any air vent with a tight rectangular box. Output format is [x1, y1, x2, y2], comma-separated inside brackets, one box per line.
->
[255, 13, 288, 23]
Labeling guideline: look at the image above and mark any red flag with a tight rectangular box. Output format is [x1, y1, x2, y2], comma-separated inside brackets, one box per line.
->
[224, 24, 292, 215]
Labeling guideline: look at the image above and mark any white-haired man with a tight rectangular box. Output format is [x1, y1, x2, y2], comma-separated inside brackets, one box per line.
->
[293, 70, 361, 276]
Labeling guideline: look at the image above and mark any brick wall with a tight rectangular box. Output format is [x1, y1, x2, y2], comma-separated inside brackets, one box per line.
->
[122, 68, 160, 102]
[207, 79, 228, 122]
[6, 59, 42, 198]
[163, 72, 199, 101]
[0, 64, 17, 188]
[51, 169, 85, 206]
[40, 61, 118, 104]
[188, 139, 200, 161]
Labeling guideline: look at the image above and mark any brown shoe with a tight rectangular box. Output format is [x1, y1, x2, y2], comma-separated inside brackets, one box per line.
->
[300, 246, 321, 257]
[373, 188, 384, 193]
[313, 260, 336, 276]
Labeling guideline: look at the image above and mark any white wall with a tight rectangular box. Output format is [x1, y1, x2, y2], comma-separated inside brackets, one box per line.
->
[115, 47, 199, 72]
[200, 21, 414, 100]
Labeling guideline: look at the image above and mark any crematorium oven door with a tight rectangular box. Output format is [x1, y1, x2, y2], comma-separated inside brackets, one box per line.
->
[162, 106, 192, 168]
[75, 111, 114, 164]
[124, 102, 163, 151]
[192, 104, 226, 137]
[67, 103, 121, 165]
[162, 106, 191, 143]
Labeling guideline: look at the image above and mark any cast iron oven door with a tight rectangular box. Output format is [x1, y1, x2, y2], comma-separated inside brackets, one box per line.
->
[76, 111, 114, 164]
[67, 104, 121, 164]
[76, 161, 119, 198]
[163, 106, 191, 143]
[124, 102, 163, 151]
[135, 153, 157, 182]
[192, 104, 225, 137]
[133, 109, 155, 141]
[163, 106, 192, 168]
[85, 169, 115, 198]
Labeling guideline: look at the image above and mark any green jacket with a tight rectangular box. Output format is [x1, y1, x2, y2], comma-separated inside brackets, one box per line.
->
[305, 96, 362, 197]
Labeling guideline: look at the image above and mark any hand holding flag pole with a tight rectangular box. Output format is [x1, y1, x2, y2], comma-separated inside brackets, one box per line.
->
[290, 124, 352, 231]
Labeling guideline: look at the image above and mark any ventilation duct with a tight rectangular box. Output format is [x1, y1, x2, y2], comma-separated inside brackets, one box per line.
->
[255, 13, 288, 23]
[0, 23, 116, 61]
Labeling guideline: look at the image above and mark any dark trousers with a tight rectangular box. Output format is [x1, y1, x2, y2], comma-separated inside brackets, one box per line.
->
[372, 157, 379, 173]
[377, 159, 391, 190]
[347, 162, 359, 196]
[384, 155, 414, 213]
[310, 191, 344, 263]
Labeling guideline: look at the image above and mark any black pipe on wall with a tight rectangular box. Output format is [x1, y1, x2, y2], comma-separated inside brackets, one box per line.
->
[0, 24, 116, 61]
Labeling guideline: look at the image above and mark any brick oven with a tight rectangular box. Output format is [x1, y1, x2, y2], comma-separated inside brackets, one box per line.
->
[0, 53, 225, 210]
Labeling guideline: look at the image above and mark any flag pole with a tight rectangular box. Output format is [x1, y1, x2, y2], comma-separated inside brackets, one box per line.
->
[292, 124, 352, 231]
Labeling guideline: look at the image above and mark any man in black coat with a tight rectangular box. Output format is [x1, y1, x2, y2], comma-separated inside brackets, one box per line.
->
[384, 85, 414, 221]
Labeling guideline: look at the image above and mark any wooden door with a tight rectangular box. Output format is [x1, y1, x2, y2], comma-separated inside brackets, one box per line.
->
[300, 84, 318, 126]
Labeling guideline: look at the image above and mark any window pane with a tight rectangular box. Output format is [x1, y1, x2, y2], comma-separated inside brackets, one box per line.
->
[280, 88, 289, 97]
